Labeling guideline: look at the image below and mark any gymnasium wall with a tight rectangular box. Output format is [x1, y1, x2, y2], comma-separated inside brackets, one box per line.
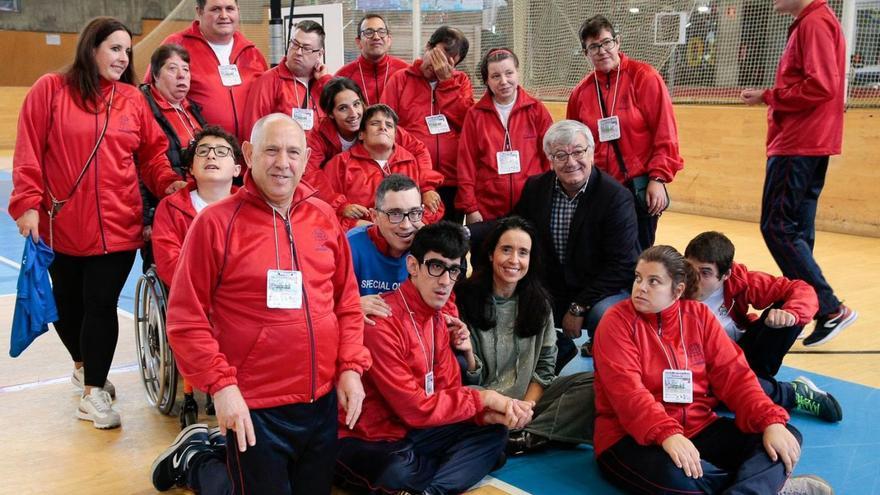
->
[0, 92, 875, 237]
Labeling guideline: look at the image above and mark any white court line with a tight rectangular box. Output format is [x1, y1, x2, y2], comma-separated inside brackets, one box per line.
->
[0, 363, 139, 393]
[474, 476, 532, 495]
[0, 254, 21, 270]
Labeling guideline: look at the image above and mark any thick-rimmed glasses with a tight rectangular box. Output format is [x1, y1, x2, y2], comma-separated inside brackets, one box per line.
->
[584, 37, 618, 55]
[376, 207, 424, 224]
[290, 40, 322, 54]
[360, 28, 389, 39]
[549, 148, 590, 163]
[422, 259, 463, 282]
[195, 144, 233, 158]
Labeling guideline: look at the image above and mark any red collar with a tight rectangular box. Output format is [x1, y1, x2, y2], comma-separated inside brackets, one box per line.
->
[395, 279, 439, 323]
[790, 0, 828, 34]
[366, 224, 396, 257]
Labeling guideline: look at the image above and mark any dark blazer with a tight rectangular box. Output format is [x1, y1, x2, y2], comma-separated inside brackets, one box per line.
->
[514, 167, 639, 321]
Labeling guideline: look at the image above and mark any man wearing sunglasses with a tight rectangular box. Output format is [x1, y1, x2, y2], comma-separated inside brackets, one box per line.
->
[242, 20, 332, 139]
[335, 14, 408, 106]
[336, 222, 532, 494]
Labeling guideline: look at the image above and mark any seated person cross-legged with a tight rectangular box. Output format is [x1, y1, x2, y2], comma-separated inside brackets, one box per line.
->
[592, 245, 832, 495]
[685, 231, 842, 423]
[335, 222, 532, 495]
[324, 104, 444, 230]
[514, 119, 639, 373]
[456, 216, 596, 456]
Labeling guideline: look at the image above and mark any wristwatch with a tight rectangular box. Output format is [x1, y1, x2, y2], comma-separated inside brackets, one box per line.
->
[568, 302, 587, 317]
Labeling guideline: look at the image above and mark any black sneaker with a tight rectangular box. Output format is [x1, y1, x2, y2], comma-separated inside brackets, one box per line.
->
[208, 426, 227, 448]
[804, 304, 857, 347]
[150, 423, 211, 491]
[506, 430, 550, 456]
[792, 376, 843, 423]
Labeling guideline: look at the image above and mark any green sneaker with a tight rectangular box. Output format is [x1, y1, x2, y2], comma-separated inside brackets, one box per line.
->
[792, 376, 843, 423]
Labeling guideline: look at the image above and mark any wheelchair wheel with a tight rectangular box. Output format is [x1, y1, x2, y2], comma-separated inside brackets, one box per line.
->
[134, 269, 178, 415]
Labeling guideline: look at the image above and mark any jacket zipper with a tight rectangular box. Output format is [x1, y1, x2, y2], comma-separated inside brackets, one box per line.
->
[657, 313, 686, 428]
[284, 215, 318, 402]
[93, 112, 108, 253]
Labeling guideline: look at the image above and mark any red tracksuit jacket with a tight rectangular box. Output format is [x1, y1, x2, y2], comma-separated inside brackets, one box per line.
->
[380, 60, 475, 186]
[567, 52, 684, 183]
[456, 88, 553, 220]
[240, 58, 332, 140]
[146, 85, 202, 145]
[153, 21, 268, 140]
[335, 54, 409, 106]
[10, 74, 180, 256]
[763, 0, 845, 157]
[593, 299, 790, 456]
[165, 180, 371, 409]
[339, 280, 483, 441]
[324, 142, 445, 230]
[723, 261, 819, 328]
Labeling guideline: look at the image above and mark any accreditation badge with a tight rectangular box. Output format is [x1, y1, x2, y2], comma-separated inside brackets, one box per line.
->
[597, 116, 621, 142]
[218, 64, 242, 87]
[496, 151, 521, 175]
[425, 114, 451, 135]
[662, 369, 693, 404]
[266, 270, 302, 309]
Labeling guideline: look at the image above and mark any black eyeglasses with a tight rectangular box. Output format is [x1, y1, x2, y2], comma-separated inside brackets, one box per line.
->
[377, 207, 424, 224]
[195, 144, 233, 158]
[422, 259, 463, 282]
[549, 148, 590, 163]
[585, 37, 618, 55]
[290, 40, 322, 54]
[360, 28, 389, 39]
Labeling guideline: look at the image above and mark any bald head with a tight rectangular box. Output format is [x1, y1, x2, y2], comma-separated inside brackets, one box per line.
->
[243, 113, 310, 209]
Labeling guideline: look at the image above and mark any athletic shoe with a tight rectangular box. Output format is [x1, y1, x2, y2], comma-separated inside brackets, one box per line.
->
[76, 388, 121, 429]
[803, 304, 857, 347]
[779, 474, 834, 494]
[506, 430, 550, 456]
[208, 426, 226, 448]
[792, 376, 843, 423]
[71, 366, 116, 399]
[150, 423, 211, 491]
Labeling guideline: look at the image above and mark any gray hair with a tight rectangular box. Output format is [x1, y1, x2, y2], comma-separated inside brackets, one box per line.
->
[249, 113, 304, 148]
[542, 119, 595, 156]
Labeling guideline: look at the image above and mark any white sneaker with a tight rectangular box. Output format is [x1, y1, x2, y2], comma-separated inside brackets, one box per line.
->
[779, 475, 834, 495]
[77, 389, 121, 429]
[72, 367, 116, 399]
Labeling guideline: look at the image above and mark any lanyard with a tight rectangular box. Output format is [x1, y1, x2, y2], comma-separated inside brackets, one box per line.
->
[172, 105, 197, 141]
[293, 78, 312, 110]
[357, 59, 390, 106]
[399, 290, 435, 375]
[429, 83, 438, 115]
[269, 204, 295, 270]
[593, 63, 621, 119]
[651, 307, 689, 371]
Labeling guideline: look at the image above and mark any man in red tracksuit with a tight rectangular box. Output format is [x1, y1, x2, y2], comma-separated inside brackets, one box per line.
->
[241, 20, 332, 140]
[335, 222, 532, 495]
[381, 26, 474, 223]
[741, 0, 856, 347]
[150, 114, 371, 494]
[335, 14, 408, 106]
[685, 231, 842, 423]
[151, 0, 268, 140]
[324, 104, 445, 230]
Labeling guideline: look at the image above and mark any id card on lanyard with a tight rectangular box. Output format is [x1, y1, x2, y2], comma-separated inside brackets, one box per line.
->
[594, 64, 622, 143]
[496, 129, 520, 174]
[218, 64, 242, 87]
[425, 83, 451, 135]
[267, 270, 302, 309]
[292, 80, 315, 130]
[400, 291, 436, 396]
[654, 308, 693, 404]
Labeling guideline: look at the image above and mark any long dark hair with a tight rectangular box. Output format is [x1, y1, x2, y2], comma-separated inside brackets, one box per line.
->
[455, 216, 552, 338]
[65, 17, 134, 109]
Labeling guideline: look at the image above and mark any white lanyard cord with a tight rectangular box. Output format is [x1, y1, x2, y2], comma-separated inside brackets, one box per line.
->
[399, 290, 435, 374]
[293, 78, 311, 110]
[269, 204, 294, 270]
[651, 307, 688, 371]
[172, 105, 196, 141]
[593, 62, 622, 119]
[357, 59, 390, 106]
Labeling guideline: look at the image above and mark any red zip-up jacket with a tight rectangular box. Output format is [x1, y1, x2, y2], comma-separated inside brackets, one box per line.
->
[240, 58, 332, 140]
[456, 88, 553, 220]
[147, 85, 202, 146]
[151, 183, 239, 285]
[567, 53, 684, 183]
[324, 143, 445, 230]
[592, 299, 789, 456]
[336, 54, 409, 106]
[306, 116, 433, 172]
[165, 179, 371, 409]
[722, 261, 819, 329]
[339, 280, 483, 441]
[763, 0, 844, 156]
[152, 21, 268, 140]
[10, 74, 180, 256]
[380, 60, 475, 186]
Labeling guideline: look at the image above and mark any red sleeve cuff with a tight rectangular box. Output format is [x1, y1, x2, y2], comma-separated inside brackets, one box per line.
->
[208, 376, 238, 396]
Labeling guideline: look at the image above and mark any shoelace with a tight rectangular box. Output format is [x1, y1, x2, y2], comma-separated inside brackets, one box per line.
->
[88, 391, 113, 413]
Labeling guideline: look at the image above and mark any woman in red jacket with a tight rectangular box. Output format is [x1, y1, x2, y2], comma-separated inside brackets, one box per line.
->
[10, 17, 185, 429]
[593, 245, 830, 494]
[456, 48, 553, 225]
